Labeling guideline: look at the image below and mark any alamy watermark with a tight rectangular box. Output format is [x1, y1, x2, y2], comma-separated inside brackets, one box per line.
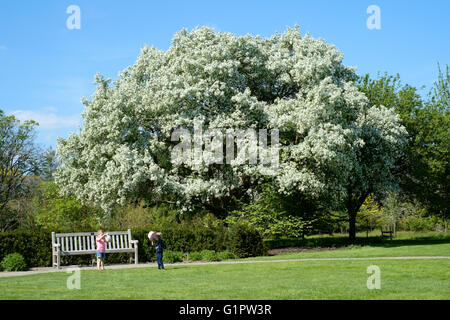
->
[66, 5, 81, 30]
[171, 121, 279, 175]
[366, 265, 381, 290]
[367, 5, 381, 30]
[66, 267, 81, 290]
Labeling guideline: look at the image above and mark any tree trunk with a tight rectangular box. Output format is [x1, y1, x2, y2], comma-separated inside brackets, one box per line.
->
[444, 213, 447, 233]
[348, 209, 357, 242]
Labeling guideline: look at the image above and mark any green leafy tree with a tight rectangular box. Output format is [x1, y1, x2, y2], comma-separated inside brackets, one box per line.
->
[358, 66, 449, 232]
[0, 109, 41, 228]
[40, 147, 58, 181]
[33, 180, 100, 232]
[356, 194, 384, 236]
[382, 192, 403, 234]
[418, 65, 449, 231]
[226, 184, 317, 239]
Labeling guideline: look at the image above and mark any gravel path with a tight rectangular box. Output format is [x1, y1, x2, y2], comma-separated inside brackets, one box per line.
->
[1, 256, 449, 278]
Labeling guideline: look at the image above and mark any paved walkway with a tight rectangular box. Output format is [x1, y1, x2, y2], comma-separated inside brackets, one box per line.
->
[1, 256, 449, 278]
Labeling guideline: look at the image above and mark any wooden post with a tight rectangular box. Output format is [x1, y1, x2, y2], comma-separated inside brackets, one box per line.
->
[51, 232, 55, 268]
[129, 229, 138, 265]
[135, 244, 139, 265]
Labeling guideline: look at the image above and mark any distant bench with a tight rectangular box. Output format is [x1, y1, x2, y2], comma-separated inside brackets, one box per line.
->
[381, 229, 394, 241]
[51, 229, 139, 269]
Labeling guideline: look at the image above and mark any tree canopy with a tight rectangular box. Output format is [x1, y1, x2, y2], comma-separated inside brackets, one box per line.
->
[358, 65, 449, 231]
[0, 109, 41, 217]
[56, 27, 407, 240]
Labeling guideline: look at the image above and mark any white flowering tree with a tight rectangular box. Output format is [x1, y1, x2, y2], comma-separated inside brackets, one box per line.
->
[56, 26, 406, 239]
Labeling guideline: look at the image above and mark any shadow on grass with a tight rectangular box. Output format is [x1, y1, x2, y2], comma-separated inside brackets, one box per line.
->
[264, 233, 450, 250]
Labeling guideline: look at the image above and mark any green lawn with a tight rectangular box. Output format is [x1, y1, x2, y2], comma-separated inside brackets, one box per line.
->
[256, 232, 450, 260]
[0, 259, 448, 299]
[1, 233, 449, 300]
[247, 243, 450, 261]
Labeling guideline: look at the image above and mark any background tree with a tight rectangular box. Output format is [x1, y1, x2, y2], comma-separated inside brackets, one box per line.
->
[356, 194, 383, 237]
[417, 64, 449, 231]
[32, 180, 100, 232]
[382, 191, 403, 234]
[358, 65, 449, 232]
[0, 109, 41, 228]
[343, 104, 406, 241]
[225, 183, 319, 239]
[40, 147, 58, 181]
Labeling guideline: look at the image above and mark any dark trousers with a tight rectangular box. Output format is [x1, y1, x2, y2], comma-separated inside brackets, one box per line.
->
[156, 252, 164, 269]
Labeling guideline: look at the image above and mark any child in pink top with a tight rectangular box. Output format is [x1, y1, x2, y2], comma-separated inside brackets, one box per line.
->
[96, 230, 108, 270]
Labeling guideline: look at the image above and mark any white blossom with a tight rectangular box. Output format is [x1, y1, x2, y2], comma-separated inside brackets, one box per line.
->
[56, 26, 406, 212]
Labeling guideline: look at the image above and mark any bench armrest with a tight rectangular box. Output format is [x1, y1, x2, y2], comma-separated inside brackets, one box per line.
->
[53, 243, 60, 253]
[131, 240, 139, 247]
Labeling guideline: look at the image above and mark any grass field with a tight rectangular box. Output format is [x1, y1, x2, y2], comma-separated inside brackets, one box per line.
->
[0, 258, 448, 299]
[0, 232, 449, 300]
[251, 242, 450, 261]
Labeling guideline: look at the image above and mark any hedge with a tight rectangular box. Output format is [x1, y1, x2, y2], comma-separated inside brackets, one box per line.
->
[0, 224, 265, 268]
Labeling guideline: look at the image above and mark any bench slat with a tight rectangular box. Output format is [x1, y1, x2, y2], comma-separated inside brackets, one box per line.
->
[91, 235, 95, 251]
[55, 231, 128, 237]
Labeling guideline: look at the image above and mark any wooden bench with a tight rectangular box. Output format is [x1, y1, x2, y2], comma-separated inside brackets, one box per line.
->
[381, 229, 393, 241]
[51, 229, 138, 269]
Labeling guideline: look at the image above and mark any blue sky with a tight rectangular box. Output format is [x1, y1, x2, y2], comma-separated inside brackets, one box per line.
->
[0, 0, 449, 150]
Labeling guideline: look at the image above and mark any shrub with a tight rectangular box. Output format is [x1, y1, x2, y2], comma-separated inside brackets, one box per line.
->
[217, 250, 235, 260]
[187, 251, 202, 261]
[200, 250, 221, 261]
[225, 223, 266, 258]
[1, 253, 27, 271]
[163, 251, 184, 264]
[405, 216, 435, 232]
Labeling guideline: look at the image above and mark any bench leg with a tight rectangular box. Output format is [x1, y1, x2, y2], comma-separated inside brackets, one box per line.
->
[57, 252, 61, 269]
[134, 247, 138, 265]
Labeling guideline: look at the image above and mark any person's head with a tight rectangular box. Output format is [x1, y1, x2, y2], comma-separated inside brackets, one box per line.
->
[97, 229, 104, 237]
